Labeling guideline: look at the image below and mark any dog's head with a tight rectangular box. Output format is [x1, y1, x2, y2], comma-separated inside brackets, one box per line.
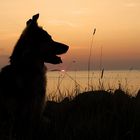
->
[10, 14, 69, 65]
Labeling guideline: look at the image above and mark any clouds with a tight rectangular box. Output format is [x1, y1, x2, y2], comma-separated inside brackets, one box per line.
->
[70, 8, 90, 16]
[48, 19, 76, 27]
[47, 8, 90, 28]
[124, 3, 136, 8]
[123, 2, 139, 8]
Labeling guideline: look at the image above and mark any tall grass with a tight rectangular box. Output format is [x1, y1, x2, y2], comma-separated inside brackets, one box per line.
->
[44, 89, 140, 140]
[47, 69, 139, 101]
[87, 28, 96, 90]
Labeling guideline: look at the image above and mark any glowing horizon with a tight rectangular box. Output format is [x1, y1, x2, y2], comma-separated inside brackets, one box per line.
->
[0, 0, 140, 70]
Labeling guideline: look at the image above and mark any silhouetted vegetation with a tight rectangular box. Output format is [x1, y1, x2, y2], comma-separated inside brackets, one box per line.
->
[0, 88, 140, 140]
[43, 89, 139, 140]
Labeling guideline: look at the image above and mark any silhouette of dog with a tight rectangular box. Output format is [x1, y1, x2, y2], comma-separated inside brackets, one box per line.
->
[0, 14, 69, 140]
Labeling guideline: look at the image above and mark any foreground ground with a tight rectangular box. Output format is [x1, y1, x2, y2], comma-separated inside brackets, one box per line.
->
[42, 89, 140, 140]
[0, 89, 140, 140]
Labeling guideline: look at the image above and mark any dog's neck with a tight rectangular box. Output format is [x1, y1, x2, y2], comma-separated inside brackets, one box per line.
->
[10, 58, 47, 75]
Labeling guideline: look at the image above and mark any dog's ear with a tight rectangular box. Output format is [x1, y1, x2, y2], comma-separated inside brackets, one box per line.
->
[32, 14, 39, 22]
[26, 19, 32, 25]
[26, 14, 39, 26]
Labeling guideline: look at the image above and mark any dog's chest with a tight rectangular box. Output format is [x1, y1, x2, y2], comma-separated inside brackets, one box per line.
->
[0, 65, 46, 98]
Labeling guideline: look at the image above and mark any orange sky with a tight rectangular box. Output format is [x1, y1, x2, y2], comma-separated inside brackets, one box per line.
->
[0, 0, 140, 70]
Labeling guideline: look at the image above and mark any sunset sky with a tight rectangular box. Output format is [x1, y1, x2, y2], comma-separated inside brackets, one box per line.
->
[0, 0, 140, 70]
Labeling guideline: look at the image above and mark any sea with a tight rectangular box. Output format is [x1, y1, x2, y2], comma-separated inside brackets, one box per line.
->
[46, 70, 140, 99]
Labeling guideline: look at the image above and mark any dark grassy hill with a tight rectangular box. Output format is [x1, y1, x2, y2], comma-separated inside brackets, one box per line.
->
[43, 89, 140, 140]
[0, 89, 140, 140]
